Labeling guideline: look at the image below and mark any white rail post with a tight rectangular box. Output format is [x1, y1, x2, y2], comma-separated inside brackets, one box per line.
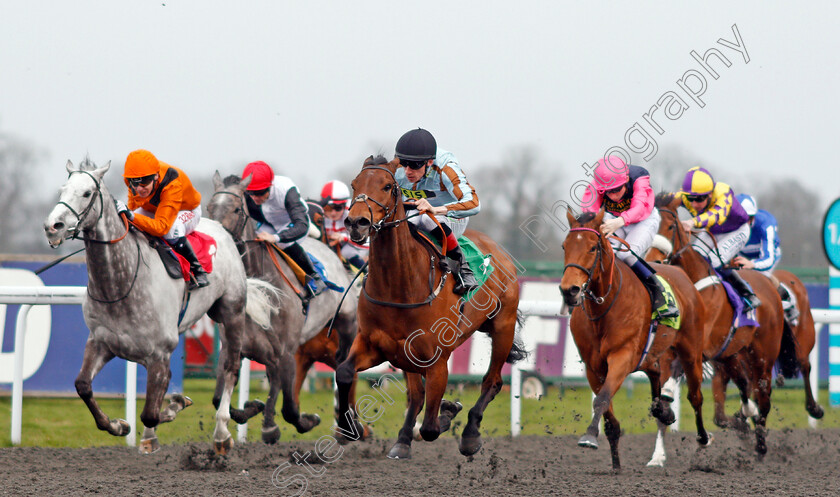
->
[237, 358, 251, 442]
[126, 361, 137, 446]
[11, 304, 32, 445]
[510, 362, 521, 437]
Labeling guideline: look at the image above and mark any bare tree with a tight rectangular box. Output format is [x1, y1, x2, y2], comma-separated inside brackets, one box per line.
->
[0, 132, 50, 254]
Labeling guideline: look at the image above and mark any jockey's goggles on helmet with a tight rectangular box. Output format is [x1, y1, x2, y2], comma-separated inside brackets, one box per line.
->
[324, 201, 347, 211]
[246, 187, 270, 197]
[128, 174, 156, 188]
[601, 184, 624, 195]
[685, 193, 709, 202]
[401, 159, 426, 170]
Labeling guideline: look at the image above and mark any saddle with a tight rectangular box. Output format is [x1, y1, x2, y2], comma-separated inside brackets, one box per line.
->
[144, 230, 216, 282]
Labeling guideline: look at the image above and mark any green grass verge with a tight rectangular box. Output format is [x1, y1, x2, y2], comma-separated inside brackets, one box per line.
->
[1, 378, 836, 448]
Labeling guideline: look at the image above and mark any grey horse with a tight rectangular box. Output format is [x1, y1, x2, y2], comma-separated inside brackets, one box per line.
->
[44, 158, 279, 454]
[206, 171, 361, 443]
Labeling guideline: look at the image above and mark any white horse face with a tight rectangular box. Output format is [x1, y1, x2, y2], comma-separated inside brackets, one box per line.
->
[44, 159, 111, 247]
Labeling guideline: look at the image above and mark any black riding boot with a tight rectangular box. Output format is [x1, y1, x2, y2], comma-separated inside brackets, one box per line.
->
[448, 245, 478, 295]
[284, 242, 328, 296]
[777, 283, 800, 324]
[629, 260, 679, 319]
[171, 236, 210, 289]
[719, 267, 761, 309]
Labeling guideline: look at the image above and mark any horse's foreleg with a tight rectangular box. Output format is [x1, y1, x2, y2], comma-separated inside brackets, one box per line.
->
[74, 341, 128, 437]
[279, 352, 321, 434]
[418, 363, 450, 443]
[335, 337, 382, 443]
[388, 372, 424, 460]
[711, 361, 740, 429]
[579, 349, 632, 453]
[214, 319, 243, 454]
[800, 359, 824, 419]
[139, 360, 172, 454]
[259, 357, 283, 444]
[679, 351, 711, 446]
[749, 350, 774, 457]
[603, 404, 622, 472]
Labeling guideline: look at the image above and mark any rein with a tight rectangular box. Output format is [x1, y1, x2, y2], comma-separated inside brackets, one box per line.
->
[563, 227, 622, 321]
[352, 164, 451, 308]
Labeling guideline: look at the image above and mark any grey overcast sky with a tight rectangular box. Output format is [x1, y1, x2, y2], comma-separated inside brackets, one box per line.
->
[1, 1, 838, 210]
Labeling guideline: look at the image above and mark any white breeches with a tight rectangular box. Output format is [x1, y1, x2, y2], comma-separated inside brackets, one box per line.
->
[605, 209, 660, 265]
[692, 223, 750, 268]
[408, 213, 469, 238]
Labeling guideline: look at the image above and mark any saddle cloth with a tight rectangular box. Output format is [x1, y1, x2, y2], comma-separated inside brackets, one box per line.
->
[653, 275, 681, 329]
[156, 231, 216, 282]
[270, 244, 344, 293]
[714, 269, 760, 329]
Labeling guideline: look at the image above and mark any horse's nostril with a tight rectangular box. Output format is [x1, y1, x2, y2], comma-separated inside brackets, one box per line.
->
[356, 217, 371, 228]
[568, 285, 581, 296]
[52, 222, 64, 231]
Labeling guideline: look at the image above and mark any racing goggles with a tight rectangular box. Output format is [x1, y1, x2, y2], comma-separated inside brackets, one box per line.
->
[128, 174, 156, 188]
[685, 193, 709, 203]
[401, 159, 426, 170]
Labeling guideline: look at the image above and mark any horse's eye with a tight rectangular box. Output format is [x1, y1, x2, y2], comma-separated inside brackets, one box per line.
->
[589, 246, 597, 253]
[384, 184, 392, 192]
[82, 191, 92, 198]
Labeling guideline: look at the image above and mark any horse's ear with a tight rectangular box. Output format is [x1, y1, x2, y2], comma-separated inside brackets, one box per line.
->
[566, 208, 577, 227]
[66, 160, 75, 174]
[593, 206, 606, 226]
[96, 160, 111, 177]
[212, 170, 223, 191]
[387, 158, 400, 171]
[241, 173, 253, 189]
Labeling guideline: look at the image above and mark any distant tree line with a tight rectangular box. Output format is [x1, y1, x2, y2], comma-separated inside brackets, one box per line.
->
[0, 130, 828, 269]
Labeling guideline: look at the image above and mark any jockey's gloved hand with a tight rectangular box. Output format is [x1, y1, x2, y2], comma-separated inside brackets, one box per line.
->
[403, 201, 418, 211]
[114, 199, 133, 220]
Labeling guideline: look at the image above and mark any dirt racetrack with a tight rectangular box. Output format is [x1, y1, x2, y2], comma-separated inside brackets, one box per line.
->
[1, 427, 838, 496]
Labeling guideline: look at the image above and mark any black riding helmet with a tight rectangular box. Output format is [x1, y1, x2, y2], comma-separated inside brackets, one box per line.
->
[395, 128, 437, 162]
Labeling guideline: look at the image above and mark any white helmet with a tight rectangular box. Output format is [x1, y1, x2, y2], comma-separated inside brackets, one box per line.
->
[737, 193, 758, 217]
[320, 180, 351, 208]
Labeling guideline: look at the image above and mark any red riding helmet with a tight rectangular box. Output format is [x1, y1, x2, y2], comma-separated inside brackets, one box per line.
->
[242, 161, 274, 191]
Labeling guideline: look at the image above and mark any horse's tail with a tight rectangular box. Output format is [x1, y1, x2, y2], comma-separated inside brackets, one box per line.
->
[244, 278, 282, 330]
[506, 311, 529, 364]
[776, 322, 801, 379]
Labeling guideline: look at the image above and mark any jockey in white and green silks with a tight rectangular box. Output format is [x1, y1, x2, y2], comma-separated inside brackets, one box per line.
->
[393, 128, 480, 296]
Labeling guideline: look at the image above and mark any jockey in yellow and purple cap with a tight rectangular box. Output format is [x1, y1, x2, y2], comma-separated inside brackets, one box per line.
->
[679, 166, 761, 308]
[581, 155, 679, 319]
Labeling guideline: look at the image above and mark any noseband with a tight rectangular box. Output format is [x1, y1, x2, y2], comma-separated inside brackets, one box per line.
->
[348, 165, 405, 235]
[562, 226, 622, 320]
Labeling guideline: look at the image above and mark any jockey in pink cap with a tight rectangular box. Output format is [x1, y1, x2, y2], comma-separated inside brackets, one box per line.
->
[581, 155, 679, 319]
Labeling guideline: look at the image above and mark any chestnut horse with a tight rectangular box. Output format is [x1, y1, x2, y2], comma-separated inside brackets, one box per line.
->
[646, 192, 785, 456]
[336, 155, 524, 459]
[560, 209, 711, 471]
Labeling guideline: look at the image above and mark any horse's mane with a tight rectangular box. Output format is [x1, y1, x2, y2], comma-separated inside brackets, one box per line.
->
[78, 155, 97, 171]
[655, 191, 677, 208]
[363, 155, 390, 167]
[222, 174, 242, 187]
[576, 212, 597, 224]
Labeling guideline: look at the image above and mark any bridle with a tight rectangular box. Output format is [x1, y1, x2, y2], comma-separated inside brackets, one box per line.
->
[562, 226, 622, 321]
[351, 165, 448, 308]
[58, 170, 130, 245]
[657, 207, 720, 271]
[209, 189, 251, 244]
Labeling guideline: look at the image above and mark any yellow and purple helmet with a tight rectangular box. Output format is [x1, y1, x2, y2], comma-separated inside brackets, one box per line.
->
[681, 167, 715, 196]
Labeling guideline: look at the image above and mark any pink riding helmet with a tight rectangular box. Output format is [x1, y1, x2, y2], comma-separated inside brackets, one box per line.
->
[593, 156, 629, 193]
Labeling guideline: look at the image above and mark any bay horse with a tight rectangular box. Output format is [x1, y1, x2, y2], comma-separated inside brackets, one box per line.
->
[44, 158, 278, 454]
[337, 155, 524, 459]
[646, 192, 785, 456]
[560, 208, 711, 471]
[207, 172, 365, 442]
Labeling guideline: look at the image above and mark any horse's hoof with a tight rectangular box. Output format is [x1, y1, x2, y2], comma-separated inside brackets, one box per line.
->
[244, 399, 266, 413]
[261, 425, 281, 444]
[697, 432, 714, 447]
[172, 394, 193, 409]
[419, 426, 440, 442]
[214, 436, 234, 455]
[459, 435, 482, 456]
[112, 419, 131, 437]
[296, 413, 321, 433]
[578, 433, 599, 449]
[808, 404, 825, 419]
[646, 457, 665, 468]
[139, 437, 161, 454]
[361, 424, 374, 441]
[387, 442, 412, 459]
[440, 400, 463, 419]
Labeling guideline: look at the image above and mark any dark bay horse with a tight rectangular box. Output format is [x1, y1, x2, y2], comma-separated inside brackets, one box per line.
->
[44, 158, 278, 454]
[207, 172, 364, 443]
[647, 192, 786, 455]
[560, 208, 710, 471]
[337, 155, 524, 459]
